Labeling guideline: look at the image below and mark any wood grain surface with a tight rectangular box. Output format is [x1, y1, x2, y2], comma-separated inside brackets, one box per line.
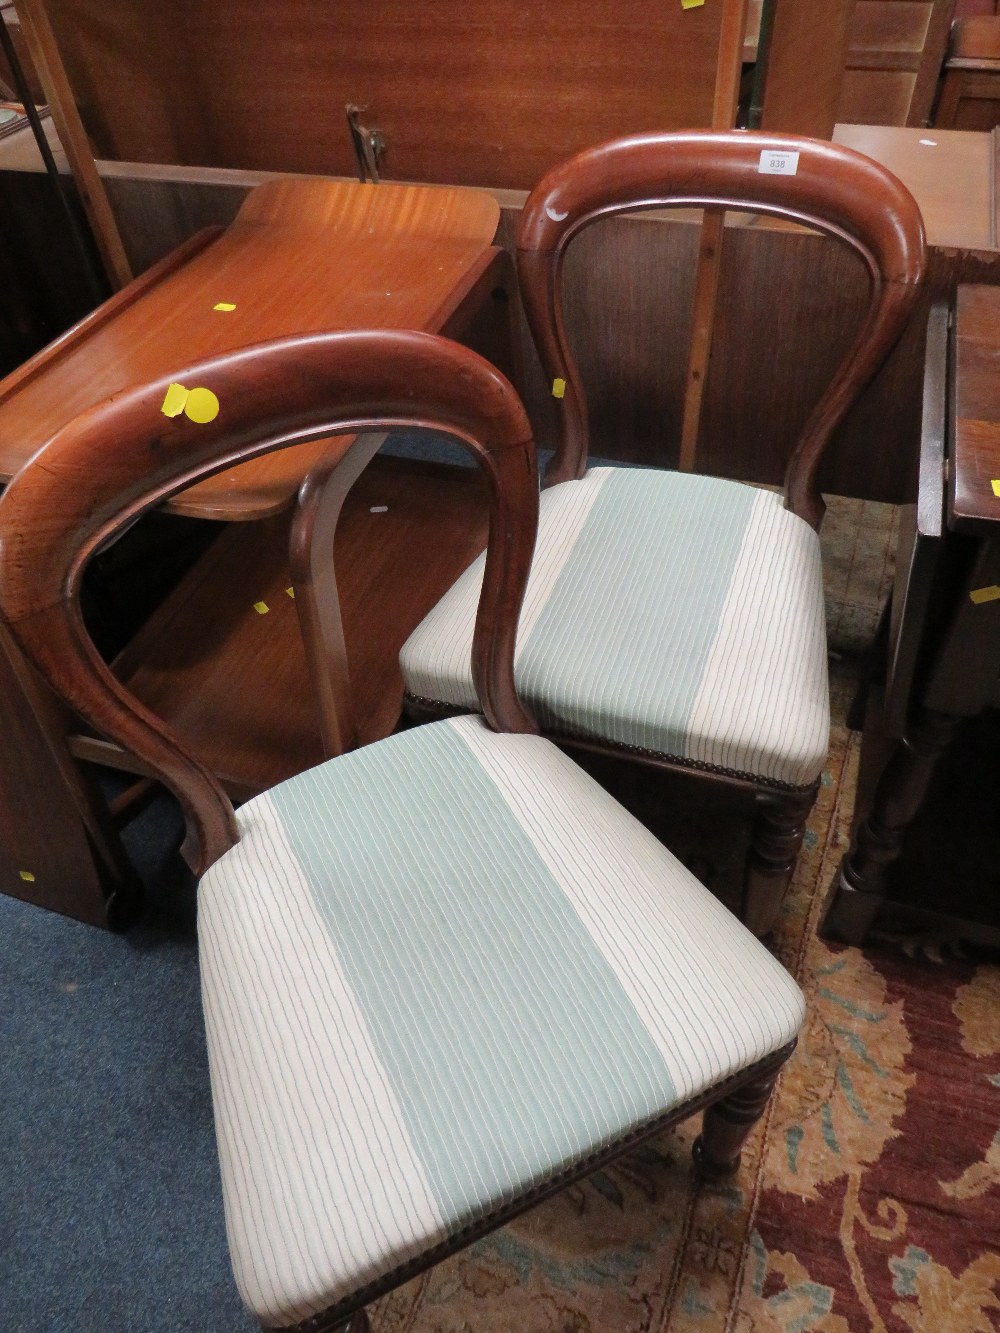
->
[0, 176, 500, 519]
[833, 124, 998, 250]
[42, 0, 736, 188]
[759, 0, 854, 137]
[838, 0, 956, 126]
[950, 284, 1000, 529]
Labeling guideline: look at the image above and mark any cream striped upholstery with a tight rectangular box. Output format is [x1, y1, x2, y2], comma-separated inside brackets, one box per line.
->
[199, 715, 804, 1328]
[401, 468, 830, 788]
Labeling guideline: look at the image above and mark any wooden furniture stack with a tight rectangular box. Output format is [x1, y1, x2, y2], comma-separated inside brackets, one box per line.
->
[935, 13, 1000, 128]
[838, 0, 957, 126]
[821, 287, 1000, 946]
[0, 0, 755, 926]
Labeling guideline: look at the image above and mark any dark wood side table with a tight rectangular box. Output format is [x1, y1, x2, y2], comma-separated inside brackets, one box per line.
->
[820, 287, 1000, 945]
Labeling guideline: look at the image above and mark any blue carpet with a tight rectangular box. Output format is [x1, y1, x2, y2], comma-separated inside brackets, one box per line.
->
[0, 793, 256, 1332]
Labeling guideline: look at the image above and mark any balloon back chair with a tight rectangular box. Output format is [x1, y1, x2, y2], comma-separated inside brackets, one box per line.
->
[0, 330, 806, 1331]
[401, 131, 928, 935]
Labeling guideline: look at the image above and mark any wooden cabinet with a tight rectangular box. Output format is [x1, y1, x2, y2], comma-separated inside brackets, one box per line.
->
[40, 0, 743, 189]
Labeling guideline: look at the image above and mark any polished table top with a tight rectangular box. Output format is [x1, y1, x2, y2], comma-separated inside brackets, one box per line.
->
[833, 124, 1000, 253]
[951, 284, 1000, 531]
[0, 176, 500, 520]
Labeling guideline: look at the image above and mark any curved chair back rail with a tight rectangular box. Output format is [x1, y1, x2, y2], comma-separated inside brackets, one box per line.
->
[0, 329, 539, 874]
[516, 130, 928, 524]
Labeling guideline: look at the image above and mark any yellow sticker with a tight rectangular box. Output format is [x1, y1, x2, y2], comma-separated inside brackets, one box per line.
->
[253, 601, 269, 615]
[681, 0, 705, 8]
[992, 479, 1000, 498]
[183, 387, 220, 424]
[213, 302, 236, 312]
[552, 377, 567, 399]
[285, 587, 295, 598]
[160, 382, 189, 418]
[19, 870, 35, 882]
[969, 585, 1000, 604]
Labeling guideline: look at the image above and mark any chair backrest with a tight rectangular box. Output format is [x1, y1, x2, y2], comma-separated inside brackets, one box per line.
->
[517, 129, 927, 527]
[0, 329, 539, 874]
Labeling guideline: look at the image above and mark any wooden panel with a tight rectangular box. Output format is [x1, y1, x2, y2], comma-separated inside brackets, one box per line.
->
[0, 627, 110, 924]
[759, 0, 853, 137]
[43, 0, 734, 189]
[935, 16, 1000, 129]
[851, 1, 933, 56]
[840, 68, 918, 122]
[838, 0, 956, 125]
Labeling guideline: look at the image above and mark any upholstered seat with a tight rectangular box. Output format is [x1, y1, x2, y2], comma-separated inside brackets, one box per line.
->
[402, 467, 829, 789]
[200, 714, 804, 1328]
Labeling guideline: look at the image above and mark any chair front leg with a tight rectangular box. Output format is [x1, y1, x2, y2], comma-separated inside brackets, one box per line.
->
[743, 784, 818, 936]
[692, 1057, 789, 1181]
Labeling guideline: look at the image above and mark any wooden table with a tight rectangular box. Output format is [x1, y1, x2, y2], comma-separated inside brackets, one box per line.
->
[0, 176, 502, 514]
[0, 175, 506, 925]
[820, 286, 1000, 945]
[833, 124, 1000, 251]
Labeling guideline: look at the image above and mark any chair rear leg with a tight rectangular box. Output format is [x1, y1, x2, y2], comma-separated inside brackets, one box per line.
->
[742, 785, 818, 935]
[692, 1061, 786, 1181]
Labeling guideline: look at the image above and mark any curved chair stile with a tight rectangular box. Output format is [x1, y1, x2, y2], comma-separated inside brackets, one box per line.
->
[0, 327, 806, 1333]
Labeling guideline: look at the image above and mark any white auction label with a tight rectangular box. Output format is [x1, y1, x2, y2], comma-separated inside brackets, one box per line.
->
[758, 149, 800, 176]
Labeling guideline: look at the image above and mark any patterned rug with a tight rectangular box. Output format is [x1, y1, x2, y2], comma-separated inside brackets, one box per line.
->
[369, 499, 1000, 1333]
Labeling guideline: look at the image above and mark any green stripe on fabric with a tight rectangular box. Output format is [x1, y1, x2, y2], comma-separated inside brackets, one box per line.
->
[518, 469, 757, 751]
[268, 721, 677, 1229]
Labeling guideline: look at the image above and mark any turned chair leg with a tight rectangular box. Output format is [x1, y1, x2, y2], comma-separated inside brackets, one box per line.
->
[339, 1314, 370, 1333]
[692, 1066, 783, 1181]
[819, 708, 957, 946]
[742, 785, 818, 936]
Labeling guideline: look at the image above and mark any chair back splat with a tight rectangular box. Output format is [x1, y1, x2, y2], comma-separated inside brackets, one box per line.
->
[517, 129, 928, 526]
[0, 330, 539, 875]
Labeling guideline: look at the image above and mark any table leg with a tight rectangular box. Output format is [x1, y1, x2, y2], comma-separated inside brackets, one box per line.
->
[818, 707, 957, 944]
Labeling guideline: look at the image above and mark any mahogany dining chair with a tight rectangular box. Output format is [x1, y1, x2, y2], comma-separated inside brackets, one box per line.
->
[401, 130, 928, 936]
[0, 329, 805, 1331]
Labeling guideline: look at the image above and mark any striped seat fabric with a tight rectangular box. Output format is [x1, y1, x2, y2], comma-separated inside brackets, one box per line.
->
[200, 715, 805, 1328]
[401, 467, 830, 789]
